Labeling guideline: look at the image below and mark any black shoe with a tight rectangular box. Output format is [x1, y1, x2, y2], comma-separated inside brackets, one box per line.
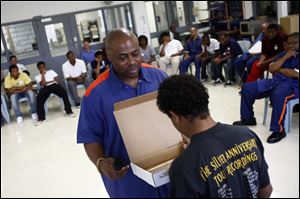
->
[267, 132, 286, 144]
[233, 118, 257, 126]
[75, 103, 81, 108]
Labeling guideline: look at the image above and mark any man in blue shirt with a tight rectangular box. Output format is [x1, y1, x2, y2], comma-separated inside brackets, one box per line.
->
[81, 40, 95, 64]
[233, 32, 299, 144]
[179, 27, 202, 80]
[212, 32, 243, 86]
[77, 28, 169, 197]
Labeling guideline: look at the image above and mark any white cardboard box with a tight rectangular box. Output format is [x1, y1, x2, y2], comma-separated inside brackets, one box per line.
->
[114, 91, 183, 187]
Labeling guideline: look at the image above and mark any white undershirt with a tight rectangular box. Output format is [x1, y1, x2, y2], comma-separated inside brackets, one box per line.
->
[159, 40, 184, 57]
[62, 58, 87, 79]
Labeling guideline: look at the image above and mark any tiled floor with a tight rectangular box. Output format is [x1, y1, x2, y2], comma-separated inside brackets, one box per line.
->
[1, 84, 299, 198]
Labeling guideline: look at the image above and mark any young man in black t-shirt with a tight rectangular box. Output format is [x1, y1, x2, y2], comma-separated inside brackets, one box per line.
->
[157, 75, 273, 198]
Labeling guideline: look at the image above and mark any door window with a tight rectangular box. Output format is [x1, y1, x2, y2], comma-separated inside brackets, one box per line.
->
[2, 22, 39, 60]
[44, 23, 68, 57]
[104, 5, 133, 32]
[75, 10, 106, 44]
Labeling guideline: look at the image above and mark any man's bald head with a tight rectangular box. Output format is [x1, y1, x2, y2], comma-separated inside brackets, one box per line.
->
[261, 22, 269, 33]
[105, 28, 138, 53]
[190, 27, 197, 32]
[190, 27, 198, 39]
[104, 28, 142, 81]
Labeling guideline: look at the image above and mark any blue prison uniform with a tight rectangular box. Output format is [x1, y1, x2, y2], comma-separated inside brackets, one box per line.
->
[179, 36, 202, 80]
[77, 63, 170, 197]
[240, 51, 299, 133]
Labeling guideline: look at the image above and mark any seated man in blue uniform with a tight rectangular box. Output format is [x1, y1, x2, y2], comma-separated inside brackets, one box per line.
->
[77, 28, 169, 197]
[179, 27, 202, 80]
[233, 32, 299, 143]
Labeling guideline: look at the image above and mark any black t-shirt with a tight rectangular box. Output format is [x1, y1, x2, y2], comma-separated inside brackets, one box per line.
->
[169, 123, 270, 198]
[219, 39, 243, 59]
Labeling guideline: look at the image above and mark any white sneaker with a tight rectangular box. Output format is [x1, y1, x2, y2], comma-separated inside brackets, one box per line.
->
[31, 113, 38, 120]
[65, 112, 76, 118]
[17, 116, 23, 124]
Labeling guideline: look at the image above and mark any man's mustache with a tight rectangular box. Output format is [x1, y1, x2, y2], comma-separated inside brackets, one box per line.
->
[127, 64, 140, 69]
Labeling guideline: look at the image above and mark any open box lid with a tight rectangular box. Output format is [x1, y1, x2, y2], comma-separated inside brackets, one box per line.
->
[114, 91, 183, 169]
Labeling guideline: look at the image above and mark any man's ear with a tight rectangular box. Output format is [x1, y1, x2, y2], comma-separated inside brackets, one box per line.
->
[106, 48, 113, 61]
[169, 111, 180, 123]
[107, 53, 112, 62]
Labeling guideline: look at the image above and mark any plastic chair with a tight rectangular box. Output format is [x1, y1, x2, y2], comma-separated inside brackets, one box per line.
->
[283, 98, 299, 133]
[263, 97, 299, 133]
[237, 40, 252, 53]
[44, 94, 65, 114]
[262, 71, 271, 125]
[1, 94, 10, 123]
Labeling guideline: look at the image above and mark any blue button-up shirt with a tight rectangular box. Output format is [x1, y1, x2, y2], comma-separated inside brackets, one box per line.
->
[184, 36, 202, 58]
[77, 64, 169, 198]
[258, 51, 299, 97]
[81, 49, 96, 64]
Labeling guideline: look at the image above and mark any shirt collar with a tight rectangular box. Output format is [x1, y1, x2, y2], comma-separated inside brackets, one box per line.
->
[68, 59, 76, 66]
[109, 65, 152, 90]
[83, 49, 92, 53]
[140, 66, 152, 83]
[189, 36, 201, 42]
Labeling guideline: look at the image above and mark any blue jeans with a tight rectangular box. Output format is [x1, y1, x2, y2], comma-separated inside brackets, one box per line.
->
[10, 90, 36, 118]
[179, 56, 201, 80]
[225, 58, 236, 82]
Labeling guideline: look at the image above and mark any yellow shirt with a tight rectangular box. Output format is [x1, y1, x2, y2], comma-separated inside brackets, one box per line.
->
[4, 72, 31, 89]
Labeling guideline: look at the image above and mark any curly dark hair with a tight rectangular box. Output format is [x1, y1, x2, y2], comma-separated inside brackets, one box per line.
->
[9, 64, 19, 72]
[157, 75, 210, 120]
